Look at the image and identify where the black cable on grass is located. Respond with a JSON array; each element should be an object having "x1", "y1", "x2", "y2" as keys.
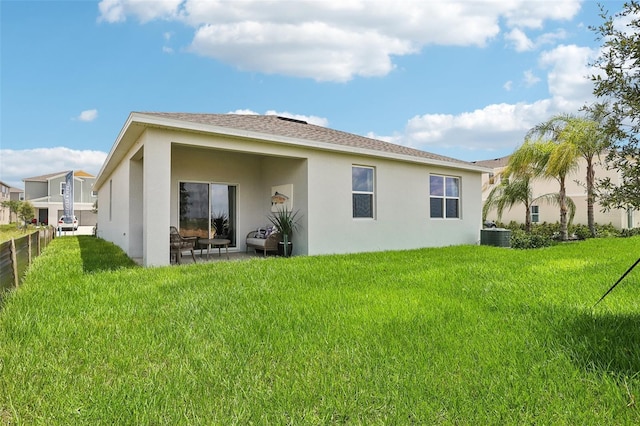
[{"x1": 593, "y1": 258, "x2": 640, "y2": 308}]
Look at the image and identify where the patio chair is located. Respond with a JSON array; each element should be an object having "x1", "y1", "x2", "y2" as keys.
[{"x1": 170, "y1": 226, "x2": 197, "y2": 264}]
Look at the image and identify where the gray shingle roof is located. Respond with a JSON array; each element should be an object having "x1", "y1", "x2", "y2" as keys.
[
  {"x1": 471, "y1": 155, "x2": 511, "y2": 169},
  {"x1": 137, "y1": 112, "x2": 475, "y2": 167}
]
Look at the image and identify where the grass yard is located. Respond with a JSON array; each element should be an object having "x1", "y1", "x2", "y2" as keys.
[
  {"x1": 0, "y1": 224, "x2": 41, "y2": 243},
  {"x1": 1, "y1": 236, "x2": 640, "y2": 424}
]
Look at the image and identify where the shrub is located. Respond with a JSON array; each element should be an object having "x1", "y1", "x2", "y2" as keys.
[
  {"x1": 499, "y1": 221, "x2": 625, "y2": 240},
  {"x1": 570, "y1": 224, "x2": 592, "y2": 240},
  {"x1": 531, "y1": 222, "x2": 559, "y2": 238},
  {"x1": 594, "y1": 223, "x2": 620, "y2": 238},
  {"x1": 620, "y1": 227, "x2": 640, "y2": 238},
  {"x1": 510, "y1": 229, "x2": 554, "y2": 249}
]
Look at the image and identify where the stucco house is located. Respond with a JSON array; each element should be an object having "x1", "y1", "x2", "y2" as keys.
[
  {"x1": 23, "y1": 170, "x2": 98, "y2": 227},
  {"x1": 476, "y1": 155, "x2": 639, "y2": 229},
  {"x1": 0, "y1": 181, "x2": 20, "y2": 224},
  {"x1": 94, "y1": 112, "x2": 490, "y2": 267}
]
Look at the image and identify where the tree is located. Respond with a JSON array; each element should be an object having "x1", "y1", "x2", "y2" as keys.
[
  {"x1": 589, "y1": 2, "x2": 640, "y2": 209},
  {"x1": 558, "y1": 112, "x2": 610, "y2": 237},
  {"x1": 483, "y1": 173, "x2": 561, "y2": 233},
  {"x1": 526, "y1": 116, "x2": 581, "y2": 241},
  {"x1": 18, "y1": 201, "x2": 35, "y2": 228},
  {"x1": 483, "y1": 139, "x2": 575, "y2": 234},
  {"x1": 1, "y1": 200, "x2": 22, "y2": 224}
]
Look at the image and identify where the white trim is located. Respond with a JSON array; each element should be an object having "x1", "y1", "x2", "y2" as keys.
[
  {"x1": 429, "y1": 174, "x2": 461, "y2": 220},
  {"x1": 352, "y1": 165, "x2": 375, "y2": 219}
]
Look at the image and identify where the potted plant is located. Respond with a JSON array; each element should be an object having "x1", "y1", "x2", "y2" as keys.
[
  {"x1": 212, "y1": 212, "x2": 229, "y2": 238},
  {"x1": 267, "y1": 207, "x2": 300, "y2": 257}
]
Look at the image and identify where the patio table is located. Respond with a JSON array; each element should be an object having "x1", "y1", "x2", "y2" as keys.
[{"x1": 199, "y1": 238, "x2": 231, "y2": 260}]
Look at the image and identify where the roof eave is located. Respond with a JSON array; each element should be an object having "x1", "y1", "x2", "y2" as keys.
[
  {"x1": 95, "y1": 113, "x2": 144, "y2": 190},
  {"x1": 95, "y1": 113, "x2": 489, "y2": 189}
]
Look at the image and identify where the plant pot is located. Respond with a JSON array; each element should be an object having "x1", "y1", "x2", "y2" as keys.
[{"x1": 278, "y1": 241, "x2": 293, "y2": 257}]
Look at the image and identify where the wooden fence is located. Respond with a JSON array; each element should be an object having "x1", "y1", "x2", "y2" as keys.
[{"x1": 0, "y1": 227, "x2": 56, "y2": 291}]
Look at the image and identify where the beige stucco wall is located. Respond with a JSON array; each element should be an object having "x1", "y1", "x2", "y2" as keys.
[
  {"x1": 98, "y1": 126, "x2": 484, "y2": 266},
  {"x1": 96, "y1": 133, "x2": 145, "y2": 257},
  {"x1": 482, "y1": 157, "x2": 639, "y2": 228},
  {"x1": 306, "y1": 151, "x2": 482, "y2": 255}
]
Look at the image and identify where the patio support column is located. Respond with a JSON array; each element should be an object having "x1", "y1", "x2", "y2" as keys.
[{"x1": 142, "y1": 136, "x2": 171, "y2": 266}]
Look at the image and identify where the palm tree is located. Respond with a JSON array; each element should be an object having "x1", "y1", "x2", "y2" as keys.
[
  {"x1": 563, "y1": 105, "x2": 611, "y2": 236},
  {"x1": 526, "y1": 115, "x2": 582, "y2": 241},
  {"x1": 483, "y1": 173, "x2": 561, "y2": 233},
  {"x1": 483, "y1": 140, "x2": 575, "y2": 233}
]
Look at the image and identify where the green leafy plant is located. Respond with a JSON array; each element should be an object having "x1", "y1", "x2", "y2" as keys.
[
  {"x1": 267, "y1": 208, "x2": 300, "y2": 256},
  {"x1": 18, "y1": 201, "x2": 35, "y2": 229},
  {"x1": 212, "y1": 212, "x2": 229, "y2": 237},
  {"x1": 510, "y1": 229, "x2": 554, "y2": 249}
]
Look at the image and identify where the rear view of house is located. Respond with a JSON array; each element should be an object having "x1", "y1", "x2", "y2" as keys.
[{"x1": 94, "y1": 112, "x2": 489, "y2": 266}]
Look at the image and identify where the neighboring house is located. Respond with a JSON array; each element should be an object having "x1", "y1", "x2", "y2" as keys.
[
  {"x1": 10, "y1": 186, "x2": 24, "y2": 202},
  {"x1": 0, "y1": 183, "x2": 24, "y2": 224},
  {"x1": 476, "y1": 155, "x2": 640, "y2": 229},
  {"x1": 23, "y1": 170, "x2": 98, "y2": 227},
  {"x1": 0, "y1": 181, "x2": 14, "y2": 224},
  {"x1": 94, "y1": 112, "x2": 490, "y2": 267}
]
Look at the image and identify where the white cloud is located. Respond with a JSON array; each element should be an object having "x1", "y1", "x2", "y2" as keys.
[
  {"x1": 76, "y1": 109, "x2": 98, "y2": 122},
  {"x1": 539, "y1": 44, "x2": 596, "y2": 110},
  {"x1": 0, "y1": 148, "x2": 108, "y2": 189},
  {"x1": 97, "y1": 0, "x2": 582, "y2": 82},
  {"x1": 523, "y1": 70, "x2": 541, "y2": 87},
  {"x1": 505, "y1": 28, "x2": 534, "y2": 52},
  {"x1": 505, "y1": 28, "x2": 568, "y2": 52},
  {"x1": 362, "y1": 42, "x2": 599, "y2": 161},
  {"x1": 92, "y1": 0, "x2": 589, "y2": 159},
  {"x1": 189, "y1": 21, "x2": 413, "y2": 82},
  {"x1": 162, "y1": 31, "x2": 174, "y2": 53},
  {"x1": 98, "y1": 0, "x2": 182, "y2": 23},
  {"x1": 228, "y1": 109, "x2": 329, "y2": 127},
  {"x1": 368, "y1": 100, "x2": 553, "y2": 159},
  {"x1": 228, "y1": 109, "x2": 259, "y2": 115},
  {"x1": 537, "y1": 29, "x2": 568, "y2": 46},
  {"x1": 264, "y1": 111, "x2": 329, "y2": 127},
  {"x1": 502, "y1": 1, "x2": 581, "y2": 29}
]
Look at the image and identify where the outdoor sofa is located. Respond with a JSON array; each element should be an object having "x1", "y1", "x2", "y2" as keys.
[{"x1": 246, "y1": 226, "x2": 280, "y2": 255}]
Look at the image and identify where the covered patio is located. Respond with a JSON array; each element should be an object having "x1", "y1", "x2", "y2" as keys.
[
  {"x1": 133, "y1": 245, "x2": 277, "y2": 266},
  {"x1": 122, "y1": 133, "x2": 309, "y2": 266}
]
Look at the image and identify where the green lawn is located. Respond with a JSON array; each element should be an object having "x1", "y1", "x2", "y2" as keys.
[
  {"x1": 0, "y1": 224, "x2": 41, "y2": 243},
  {"x1": 1, "y1": 236, "x2": 639, "y2": 424}
]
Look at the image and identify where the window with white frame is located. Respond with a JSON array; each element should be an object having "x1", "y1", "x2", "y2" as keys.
[
  {"x1": 60, "y1": 182, "x2": 66, "y2": 196},
  {"x1": 430, "y1": 175, "x2": 460, "y2": 219},
  {"x1": 531, "y1": 205, "x2": 539, "y2": 223},
  {"x1": 352, "y1": 166, "x2": 375, "y2": 218}
]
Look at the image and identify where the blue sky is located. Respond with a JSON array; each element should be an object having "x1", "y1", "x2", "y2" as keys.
[{"x1": 0, "y1": 0, "x2": 619, "y2": 188}]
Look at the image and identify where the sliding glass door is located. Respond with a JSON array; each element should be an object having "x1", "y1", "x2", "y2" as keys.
[
  {"x1": 179, "y1": 182, "x2": 237, "y2": 246},
  {"x1": 210, "y1": 183, "x2": 236, "y2": 245}
]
